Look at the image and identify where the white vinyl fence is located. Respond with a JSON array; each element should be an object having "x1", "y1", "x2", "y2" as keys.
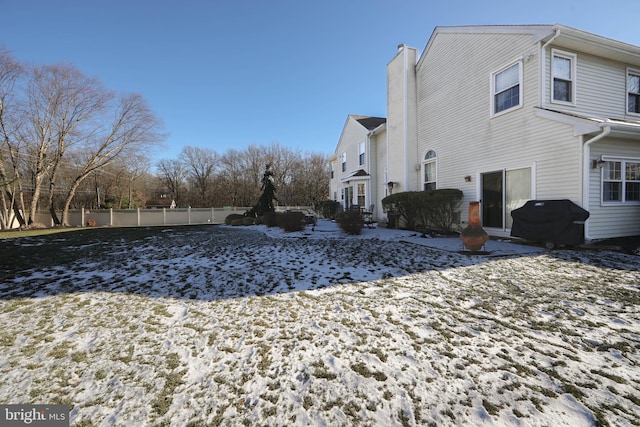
[{"x1": 28, "y1": 206, "x2": 314, "y2": 228}]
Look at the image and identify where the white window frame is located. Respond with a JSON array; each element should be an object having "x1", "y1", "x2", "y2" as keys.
[
  {"x1": 341, "y1": 152, "x2": 347, "y2": 172},
  {"x1": 356, "y1": 182, "x2": 366, "y2": 207},
  {"x1": 601, "y1": 156, "x2": 640, "y2": 205},
  {"x1": 627, "y1": 67, "x2": 640, "y2": 116},
  {"x1": 551, "y1": 49, "x2": 577, "y2": 106},
  {"x1": 358, "y1": 141, "x2": 365, "y2": 166},
  {"x1": 491, "y1": 61, "x2": 523, "y2": 117},
  {"x1": 422, "y1": 150, "x2": 437, "y2": 191}
]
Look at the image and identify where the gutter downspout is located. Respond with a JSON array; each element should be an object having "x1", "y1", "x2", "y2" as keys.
[
  {"x1": 367, "y1": 130, "x2": 373, "y2": 213},
  {"x1": 582, "y1": 125, "x2": 611, "y2": 241},
  {"x1": 540, "y1": 27, "x2": 561, "y2": 107}
]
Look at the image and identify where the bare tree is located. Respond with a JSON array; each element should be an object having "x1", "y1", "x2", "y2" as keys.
[
  {"x1": 0, "y1": 47, "x2": 27, "y2": 228},
  {"x1": 294, "y1": 152, "x2": 329, "y2": 206},
  {"x1": 219, "y1": 148, "x2": 254, "y2": 206},
  {"x1": 57, "y1": 93, "x2": 164, "y2": 225},
  {"x1": 156, "y1": 158, "x2": 187, "y2": 205},
  {"x1": 122, "y1": 153, "x2": 151, "y2": 208},
  {"x1": 264, "y1": 142, "x2": 300, "y2": 190},
  {"x1": 179, "y1": 145, "x2": 219, "y2": 207},
  {"x1": 16, "y1": 63, "x2": 110, "y2": 225}
]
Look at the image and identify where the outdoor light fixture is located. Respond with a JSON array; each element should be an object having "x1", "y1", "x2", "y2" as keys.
[
  {"x1": 464, "y1": 175, "x2": 472, "y2": 182},
  {"x1": 387, "y1": 181, "x2": 395, "y2": 193},
  {"x1": 591, "y1": 159, "x2": 606, "y2": 169}
]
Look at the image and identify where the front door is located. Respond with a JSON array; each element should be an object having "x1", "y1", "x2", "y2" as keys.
[{"x1": 344, "y1": 186, "x2": 351, "y2": 210}]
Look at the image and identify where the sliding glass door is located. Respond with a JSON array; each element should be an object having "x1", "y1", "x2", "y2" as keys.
[
  {"x1": 481, "y1": 168, "x2": 531, "y2": 229},
  {"x1": 482, "y1": 172, "x2": 503, "y2": 228}
]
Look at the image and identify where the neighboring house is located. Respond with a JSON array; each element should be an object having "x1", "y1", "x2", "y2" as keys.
[
  {"x1": 329, "y1": 24, "x2": 640, "y2": 241},
  {"x1": 145, "y1": 198, "x2": 176, "y2": 209},
  {"x1": 329, "y1": 115, "x2": 387, "y2": 218}
]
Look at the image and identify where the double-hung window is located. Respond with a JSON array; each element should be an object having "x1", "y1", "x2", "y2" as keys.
[
  {"x1": 341, "y1": 152, "x2": 347, "y2": 172},
  {"x1": 358, "y1": 141, "x2": 365, "y2": 166},
  {"x1": 628, "y1": 69, "x2": 640, "y2": 115},
  {"x1": 492, "y1": 62, "x2": 522, "y2": 115},
  {"x1": 552, "y1": 50, "x2": 576, "y2": 104},
  {"x1": 602, "y1": 158, "x2": 640, "y2": 204}
]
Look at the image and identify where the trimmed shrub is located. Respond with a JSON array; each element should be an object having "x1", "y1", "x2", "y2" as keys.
[
  {"x1": 263, "y1": 211, "x2": 278, "y2": 228},
  {"x1": 418, "y1": 188, "x2": 463, "y2": 233},
  {"x1": 242, "y1": 217, "x2": 255, "y2": 226},
  {"x1": 278, "y1": 211, "x2": 306, "y2": 232},
  {"x1": 320, "y1": 200, "x2": 341, "y2": 219},
  {"x1": 381, "y1": 192, "x2": 422, "y2": 230},
  {"x1": 382, "y1": 189, "x2": 463, "y2": 233},
  {"x1": 336, "y1": 209, "x2": 363, "y2": 235},
  {"x1": 225, "y1": 214, "x2": 244, "y2": 225},
  {"x1": 230, "y1": 218, "x2": 244, "y2": 226}
]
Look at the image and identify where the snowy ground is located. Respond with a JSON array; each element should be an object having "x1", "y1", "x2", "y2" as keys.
[{"x1": 0, "y1": 220, "x2": 639, "y2": 426}]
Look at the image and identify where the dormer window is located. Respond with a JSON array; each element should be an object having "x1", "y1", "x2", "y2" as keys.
[
  {"x1": 628, "y1": 69, "x2": 640, "y2": 115},
  {"x1": 552, "y1": 50, "x2": 576, "y2": 104}
]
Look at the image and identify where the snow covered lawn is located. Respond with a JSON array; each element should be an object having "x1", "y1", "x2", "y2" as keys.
[{"x1": 0, "y1": 222, "x2": 639, "y2": 426}]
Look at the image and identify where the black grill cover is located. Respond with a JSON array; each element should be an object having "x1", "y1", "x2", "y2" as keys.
[{"x1": 510, "y1": 199, "x2": 589, "y2": 245}]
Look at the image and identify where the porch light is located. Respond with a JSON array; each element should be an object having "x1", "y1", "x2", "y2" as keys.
[{"x1": 464, "y1": 175, "x2": 472, "y2": 182}]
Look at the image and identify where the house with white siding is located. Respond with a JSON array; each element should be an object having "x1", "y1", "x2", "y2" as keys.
[
  {"x1": 329, "y1": 115, "x2": 386, "y2": 217},
  {"x1": 329, "y1": 24, "x2": 640, "y2": 241}
]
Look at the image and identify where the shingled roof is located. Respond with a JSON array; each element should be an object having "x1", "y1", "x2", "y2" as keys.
[{"x1": 354, "y1": 116, "x2": 386, "y2": 131}]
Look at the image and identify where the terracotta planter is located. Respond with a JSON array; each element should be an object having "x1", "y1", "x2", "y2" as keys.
[{"x1": 460, "y1": 201, "x2": 489, "y2": 251}]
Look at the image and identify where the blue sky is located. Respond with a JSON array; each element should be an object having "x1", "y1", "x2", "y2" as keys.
[{"x1": 1, "y1": 0, "x2": 638, "y2": 163}]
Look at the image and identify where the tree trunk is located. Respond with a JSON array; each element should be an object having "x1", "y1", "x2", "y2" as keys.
[
  {"x1": 60, "y1": 176, "x2": 83, "y2": 227},
  {"x1": 47, "y1": 177, "x2": 61, "y2": 225},
  {"x1": 6, "y1": 190, "x2": 26, "y2": 226},
  {"x1": 28, "y1": 172, "x2": 46, "y2": 225}
]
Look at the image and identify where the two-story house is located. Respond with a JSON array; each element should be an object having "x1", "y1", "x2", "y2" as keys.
[
  {"x1": 329, "y1": 115, "x2": 387, "y2": 215},
  {"x1": 329, "y1": 24, "x2": 640, "y2": 241}
]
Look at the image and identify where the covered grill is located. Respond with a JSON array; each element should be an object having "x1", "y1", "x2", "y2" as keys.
[{"x1": 510, "y1": 200, "x2": 589, "y2": 248}]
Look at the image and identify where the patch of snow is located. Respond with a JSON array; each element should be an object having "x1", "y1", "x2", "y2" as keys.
[{"x1": 0, "y1": 220, "x2": 638, "y2": 426}]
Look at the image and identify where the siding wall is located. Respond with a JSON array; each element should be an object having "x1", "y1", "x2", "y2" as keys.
[
  {"x1": 588, "y1": 138, "x2": 640, "y2": 239},
  {"x1": 416, "y1": 31, "x2": 585, "y2": 226},
  {"x1": 543, "y1": 47, "x2": 631, "y2": 120}
]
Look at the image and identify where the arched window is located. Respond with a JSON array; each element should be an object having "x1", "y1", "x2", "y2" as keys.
[{"x1": 423, "y1": 150, "x2": 437, "y2": 191}]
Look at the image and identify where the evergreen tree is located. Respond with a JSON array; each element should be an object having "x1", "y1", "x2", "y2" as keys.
[{"x1": 246, "y1": 164, "x2": 277, "y2": 217}]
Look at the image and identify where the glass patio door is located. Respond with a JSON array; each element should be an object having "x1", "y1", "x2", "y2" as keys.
[
  {"x1": 482, "y1": 172, "x2": 503, "y2": 228},
  {"x1": 482, "y1": 168, "x2": 531, "y2": 229}
]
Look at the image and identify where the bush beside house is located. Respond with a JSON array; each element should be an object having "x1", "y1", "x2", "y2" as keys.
[
  {"x1": 382, "y1": 189, "x2": 463, "y2": 233},
  {"x1": 335, "y1": 209, "x2": 364, "y2": 235},
  {"x1": 320, "y1": 200, "x2": 341, "y2": 219}
]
